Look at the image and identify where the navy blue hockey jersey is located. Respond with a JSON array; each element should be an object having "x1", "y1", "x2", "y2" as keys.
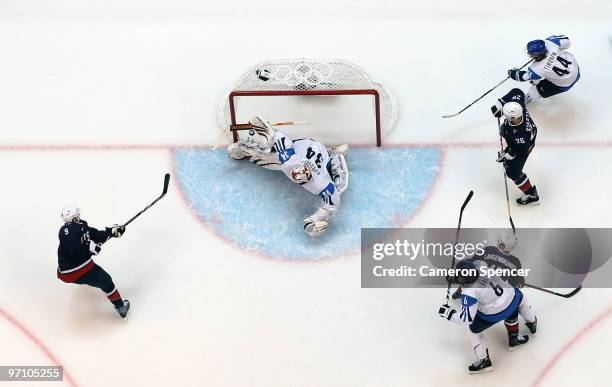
[
  {"x1": 498, "y1": 88, "x2": 538, "y2": 156},
  {"x1": 57, "y1": 220, "x2": 111, "y2": 282}
]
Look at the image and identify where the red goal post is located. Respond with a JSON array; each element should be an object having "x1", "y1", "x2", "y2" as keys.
[{"x1": 218, "y1": 58, "x2": 398, "y2": 147}]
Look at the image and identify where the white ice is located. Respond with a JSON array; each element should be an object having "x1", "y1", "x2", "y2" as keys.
[{"x1": 1, "y1": 1, "x2": 611, "y2": 386}]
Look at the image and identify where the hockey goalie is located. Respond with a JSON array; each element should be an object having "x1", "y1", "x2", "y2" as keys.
[{"x1": 227, "y1": 116, "x2": 349, "y2": 237}]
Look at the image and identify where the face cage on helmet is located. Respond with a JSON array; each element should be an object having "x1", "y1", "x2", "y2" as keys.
[{"x1": 507, "y1": 115, "x2": 523, "y2": 126}]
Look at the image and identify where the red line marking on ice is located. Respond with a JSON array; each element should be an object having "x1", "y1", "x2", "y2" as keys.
[
  {"x1": 2, "y1": 141, "x2": 612, "y2": 152},
  {"x1": 530, "y1": 303, "x2": 612, "y2": 387},
  {"x1": 0, "y1": 306, "x2": 79, "y2": 387}
]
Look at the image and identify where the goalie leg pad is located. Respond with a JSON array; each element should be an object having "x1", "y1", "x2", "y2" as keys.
[{"x1": 330, "y1": 153, "x2": 349, "y2": 194}]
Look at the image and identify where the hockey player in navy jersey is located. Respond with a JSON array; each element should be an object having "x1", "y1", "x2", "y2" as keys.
[
  {"x1": 227, "y1": 116, "x2": 349, "y2": 237},
  {"x1": 57, "y1": 206, "x2": 130, "y2": 318},
  {"x1": 508, "y1": 35, "x2": 580, "y2": 104},
  {"x1": 452, "y1": 231, "x2": 526, "y2": 300},
  {"x1": 439, "y1": 259, "x2": 538, "y2": 374},
  {"x1": 491, "y1": 88, "x2": 539, "y2": 205}
]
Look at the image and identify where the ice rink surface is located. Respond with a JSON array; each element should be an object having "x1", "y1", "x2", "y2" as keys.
[{"x1": 1, "y1": 1, "x2": 612, "y2": 386}]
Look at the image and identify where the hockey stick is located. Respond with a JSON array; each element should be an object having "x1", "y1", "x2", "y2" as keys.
[
  {"x1": 525, "y1": 284, "x2": 582, "y2": 298},
  {"x1": 230, "y1": 120, "x2": 309, "y2": 131},
  {"x1": 442, "y1": 59, "x2": 533, "y2": 119},
  {"x1": 445, "y1": 190, "x2": 474, "y2": 304},
  {"x1": 210, "y1": 121, "x2": 309, "y2": 150},
  {"x1": 121, "y1": 173, "x2": 170, "y2": 227},
  {"x1": 498, "y1": 117, "x2": 516, "y2": 234}
]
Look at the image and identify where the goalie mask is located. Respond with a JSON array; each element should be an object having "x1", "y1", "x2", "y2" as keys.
[
  {"x1": 245, "y1": 116, "x2": 275, "y2": 147},
  {"x1": 291, "y1": 163, "x2": 312, "y2": 184}
]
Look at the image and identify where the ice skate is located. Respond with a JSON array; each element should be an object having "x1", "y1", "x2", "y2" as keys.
[
  {"x1": 468, "y1": 351, "x2": 493, "y2": 374},
  {"x1": 525, "y1": 317, "x2": 537, "y2": 334},
  {"x1": 516, "y1": 186, "x2": 539, "y2": 206},
  {"x1": 115, "y1": 300, "x2": 130, "y2": 319},
  {"x1": 508, "y1": 333, "x2": 529, "y2": 351}
]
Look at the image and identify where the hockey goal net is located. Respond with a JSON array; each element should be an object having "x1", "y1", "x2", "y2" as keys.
[{"x1": 217, "y1": 58, "x2": 398, "y2": 147}]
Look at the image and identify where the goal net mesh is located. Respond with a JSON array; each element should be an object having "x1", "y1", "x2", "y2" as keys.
[{"x1": 217, "y1": 58, "x2": 398, "y2": 146}]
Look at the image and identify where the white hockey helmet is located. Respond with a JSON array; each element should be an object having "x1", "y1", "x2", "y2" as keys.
[
  {"x1": 290, "y1": 163, "x2": 312, "y2": 184},
  {"x1": 61, "y1": 206, "x2": 81, "y2": 223},
  {"x1": 497, "y1": 231, "x2": 518, "y2": 253},
  {"x1": 502, "y1": 102, "x2": 523, "y2": 126},
  {"x1": 245, "y1": 116, "x2": 275, "y2": 146}
]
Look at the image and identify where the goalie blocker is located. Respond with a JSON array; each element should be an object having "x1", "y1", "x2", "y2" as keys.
[{"x1": 227, "y1": 116, "x2": 349, "y2": 237}]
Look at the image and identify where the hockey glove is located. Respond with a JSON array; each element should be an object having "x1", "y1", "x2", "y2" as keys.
[
  {"x1": 490, "y1": 101, "x2": 503, "y2": 118},
  {"x1": 89, "y1": 240, "x2": 102, "y2": 255},
  {"x1": 106, "y1": 224, "x2": 126, "y2": 238},
  {"x1": 497, "y1": 148, "x2": 516, "y2": 162},
  {"x1": 438, "y1": 304, "x2": 457, "y2": 321},
  {"x1": 508, "y1": 68, "x2": 524, "y2": 81}
]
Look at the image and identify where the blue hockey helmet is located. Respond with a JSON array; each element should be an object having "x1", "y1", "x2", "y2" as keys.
[{"x1": 526, "y1": 39, "x2": 547, "y2": 58}]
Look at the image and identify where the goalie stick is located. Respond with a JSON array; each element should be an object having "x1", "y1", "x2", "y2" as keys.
[
  {"x1": 229, "y1": 120, "x2": 309, "y2": 131},
  {"x1": 525, "y1": 284, "x2": 582, "y2": 298},
  {"x1": 445, "y1": 190, "x2": 474, "y2": 304},
  {"x1": 442, "y1": 59, "x2": 533, "y2": 119},
  {"x1": 121, "y1": 173, "x2": 170, "y2": 227}
]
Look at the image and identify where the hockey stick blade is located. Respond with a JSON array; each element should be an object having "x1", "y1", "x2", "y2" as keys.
[
  {"x1": 460, "y1": 190, "x2": 474, "y2": 215},
  {"x1": 121, "y1": 173, "x2": 171, "y2": 227},
  {"x1": 525, "y1": 284, "x2": 582, "y2": 298},
  {"x1": 162, "y1": 173, "x2": 170, "y2": 195}
]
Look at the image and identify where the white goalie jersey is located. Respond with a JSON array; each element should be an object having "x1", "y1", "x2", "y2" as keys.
[
  {"x1": 227, "y1": 122, "x2": 349, "y2": 237},
  {"x1": 272, "y1": 131, "x2": 334, "y2": 196}
]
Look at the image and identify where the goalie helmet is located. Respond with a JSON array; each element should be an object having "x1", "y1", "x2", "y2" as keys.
[
  {"x1": 291, "y1": 163, "x2": 312, "y2": 184},
  {"x1": 502, "y1": 102, "x2": 523, "y2": 126},
  {"x1": 245, "y1": 116, "x2": 275, "y2": 146},
  {"x1": 497, "y1": 231, "x2": 518, "y2": 253},
  {"x1": 61, "y1": 206, "x2": 81, "y2": 223}
]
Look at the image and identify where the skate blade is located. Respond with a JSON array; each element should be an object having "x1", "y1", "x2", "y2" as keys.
[
  {"x1": 508, "y1": 344, "x2": 527, "y2": 352},
  {"x1": 468, "y1": 367, "x2": 494, "y2": 374},
  {"x1": 517, "y1": 201, "x2": 540, "y2": 207}
]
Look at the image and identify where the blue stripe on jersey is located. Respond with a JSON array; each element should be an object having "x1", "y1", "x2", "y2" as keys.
[
  {"x1": 546, "y1": 36, "x2": 562, "y2": 46},
  {"x1": 459, "y1": 294, "x2": 478, "y2": 323},
  {"x1": 527, "y1": 68, "x2": 542, "y2": 81},
  {"x1": 277, "y1": 147, "x2": 295, "y2": 164},
  {"x1": 318, "y1": 183, "x2": 336, "y2": 205},
  {"x1": 476, "y1": 289, "x2": 523, "y2": 323}
]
